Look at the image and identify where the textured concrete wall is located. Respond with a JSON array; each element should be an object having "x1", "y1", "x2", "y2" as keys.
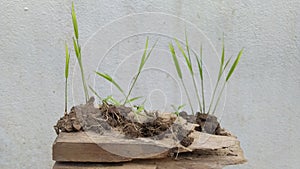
[{"x1": 0, "y1": 0, "x2": 299, "y2": 168}]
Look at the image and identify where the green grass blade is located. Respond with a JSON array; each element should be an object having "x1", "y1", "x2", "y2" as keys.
[
  {"x1": 177, "y1": 104, "x2": 186, "y2": 110},
  {"x1": 169, "y1": 43, "x2": 182, "y2": 79},
  {"x1": 125, "y1": 96, "x2": 143, "y2": 104},
  {"x1": 224, "y1": 56, "x2": 232, "y2": 70},
  {"x1": 140, "y1": 39, "x2": 157, "y2": 72},
  {"x1": 71, "y1": 2, "x2": 78, "y2": 40},
  {"x1": 175, "y1": 39, "x2": 193, "y2": 74},
  {"x1": 72, "y1": 37, "x2": 80, "y2": 60},
  {"x1": 217, "y1": 41, "x2": 225, "y2": 81},
  {"x1": 138, "y1": 37, "x2": 149, "y2": 71},
  {"x1": 124, "y1": 39, "x2": 157, "y2": 105},
  {"x1": 65, "y1": 42, "x2": 70, "y2": 79},
  {"x1": 226, "y1": 48, "x2": 244, "y2": 81},
  {"x1": 95, "y1": 72, "x2": 125, "y2": 95},
  {"x1": 185, "y1": 30, "x2": 192, "y2": 61},
  {"x1": 88, "y1": 85, "x2": 102, "y2": 100},
  {"x1": 194, "y1": 51, "x2": 203, "y2": 80},
  {"x1": 109, "y1": 96, "x2": 121, "y2": 106}
]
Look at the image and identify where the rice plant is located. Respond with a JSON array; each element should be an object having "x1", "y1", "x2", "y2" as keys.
[
  {"x1": 64, "y1": 42, "x2": 70, "y2": 114},
  {"x1": 175, "y1": 32, "x2": 203, "y2": 113},
  {"x1": 95, "y1": 72, "x2": 126, "y2": 97},
  {"x1": 170, "y1": 35, "x2": 243, "y2": 115},
  {"x1": 71, "y1": 2, "x2": 89, "y2": 102},
  {"x1": 123, "y1": 37, "x2": 157, "y2": 105},
  {"x1": 171, "y1": 104, "x2": 186, "y2": 117},
  {"x1": 95, "y1": 38, "x2": 156, "y2": 106},
  {"x1": 211, "y1": 48, "x2": 243, "y2": 114},
  {"x1": 169, "y1": 43, "x2": 194, "y2": 115}
]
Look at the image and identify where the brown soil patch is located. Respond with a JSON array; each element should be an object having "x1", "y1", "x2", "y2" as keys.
[{"x1": 54, "y1": 97, "x2": 230, "y2": 147}]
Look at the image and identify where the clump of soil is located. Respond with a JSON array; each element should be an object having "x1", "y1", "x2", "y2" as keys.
[
  {"x1": 194, "y1": 113, "x2": 221, "y2": 134},
  {"x1": 54, "y1": 109, "x2": 82, "y2": 134},
  {"x1": 54, "y1": 97, "x2": 229, "y2": 147},
  {"x1": 99, "y1": 102, "x2": 177, "y2": 139}
]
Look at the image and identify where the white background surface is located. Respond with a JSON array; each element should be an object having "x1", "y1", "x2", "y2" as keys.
[{"x1": 0, "y1": 0, "x2": 299, "y2": 168}]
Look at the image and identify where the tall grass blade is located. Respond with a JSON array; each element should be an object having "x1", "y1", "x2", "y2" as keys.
[
  {"x1": 95, "y1": 72, "x2": 125, "y2": 96},
  {"x1": 65, "y1": 42, "x2": 70, "y2": 79},
  {"x1": 64, "y1": 42, "x2": 70, "y2": 113},
  {"x1": 226, "y1": 48, "x2": 243, "y2": 81},
  {"x1": 72, "y1": 37, "x2": 80, "y2": 60},
  {"x1": 218, "y1": 41, "x2": 225, "y2": 81},
  {"x1": 88, "y1": 85, "x2": 102, "y2": 100},
  {"x1": 169, "y1": 42, "x2": 194, "y2": 114},
  {"x1": 138, "y1": 37, "x2": 149, "y2": 71},
  {"x1": 169, "y1": 43, "x2": 182, "y2": 79},
  {"x1": 175, "y1": 39, "x2": 193, "y2": 74},
  {"x1": 224, "y1": 56, "x2": 232, "y2": 70},
  {"x1": 71, "y1": 2, "x2": 78, "y2": 40},
  {"x1": 185, "y1": 30, "x2": 192, "y2": 61},
  {"x1": 125, "y1": 96, "x2": 143, "y2": 104}
]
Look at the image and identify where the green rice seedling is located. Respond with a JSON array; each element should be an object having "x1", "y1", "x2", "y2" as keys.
[
  {"x1": 103, "y1": 95, "x2": 121, "y2": 106},
  {"x1": 169, "y1": 43, "x2": 194, "y2": 115},
  {"x1": 211, "y1": 48, "x2": 243, "y2": 114},
  {"x1": 133, "y1": 104, "x2": 145, "y2": 115},
  {"x1": 95, "y1": 72, "x2": 126, "y2": 97},
  {"x1": 171, "y1": 35, "x2": 243, "y2": 115},
  {"x1": 123, "y1": 38, "x2": 157, "y2": 105},
  {"x1": 175, "y1": 34, "x2": 203, "y2": 113},
  {"x1": 124, "y1": 96, "x2": 143, "y2": 104},
  {"x1": 171, "y1": 104, "x2": 186, "y2": 117},
  {"x1": 71, "y1": 2, "x2": 89, "y2": 102},
  {"x1": 207, "y1": 40, "x2": 226, "y2": 113},
  {"x1": 64, "y1": 42, "x2": 70, "y2": 114}
]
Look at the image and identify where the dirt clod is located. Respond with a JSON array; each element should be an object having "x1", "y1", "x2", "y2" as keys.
[{"x1": 195, "y1": 112, "x2": 228, "y2": 135}]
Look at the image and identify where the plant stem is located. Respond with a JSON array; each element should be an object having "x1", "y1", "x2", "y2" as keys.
[
  {"x1": 64, "y1": 78, "x2": 68, "y2": 113},
  {"x1": 181, "y1": 79, "x2": 194, "y2": 115},
  {"x1": 78, "y1": 61, "x2": 89, "y2": 103},
  {"x1": 191, "y1": 76, "x2": 202, "y2": 113},
  {"x1": 207, "y1": 78, "x2": 221, "y2": 114},
  {"x1": 123, "y1": 71, "x2": 141, "y2": 105},
  {"x1": 201, "y1": 73, "x2": 205, "y2": 113},
  {"x1": 212, "y1": 82, "x2": 226, "y2": 114}
]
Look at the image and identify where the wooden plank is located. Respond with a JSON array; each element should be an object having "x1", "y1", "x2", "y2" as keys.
[
  {"x1": 53, "y1": 162, "x2": 157, "y2": 169},
  {"x1": 53, "y1": 131, "x2": 246, "y2": 164},
  {"x1": 53, "y1": 132, "x2": 170, "y2": 162}
]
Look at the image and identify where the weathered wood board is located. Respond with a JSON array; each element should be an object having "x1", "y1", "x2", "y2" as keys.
[{"x1": 53, "y1": 131, "x2": 246, "y2": 168}]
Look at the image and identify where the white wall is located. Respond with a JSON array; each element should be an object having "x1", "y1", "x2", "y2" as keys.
[{"x1": 0, "y1": 0, "x2": 299, "y2": 168}]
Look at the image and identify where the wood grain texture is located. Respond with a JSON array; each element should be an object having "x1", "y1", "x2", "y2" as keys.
[{"x1": 53, "y1": 131, "x2": 246, "y2": 166}]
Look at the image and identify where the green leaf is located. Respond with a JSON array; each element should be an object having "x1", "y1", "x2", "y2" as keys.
[
  {"x1": 65, "y1": 42, "x2": 70, "y2": 79},
  {"x1": 169, "y1": 43, "x2": 182, "y2": 79},
  {"x1": 175, "y1": 39, "x2": 193, "y2": 75},
  {"x1": 185, "y1": 30, "x2": 192, "y2": 61},
  {"x1": 218, "y1": 41, "x2": 225, "y2": 81},
  {"x1": 125, "y1": 96, "x2": 143, "y2": 104},
  {"x1": 139, "y1": 38, "x2": 158, "y2": 72},
  {"x1": 95, "y1": 72, "x2": 124, "y2": 94},
  {"x1": 103, "y1": 95, "x2": 121, "y2": 106},
  {"x1": 226, "y1": 48, "x2": 244, "y2": 81},
  {"x1": 177, "y1": 104, "x2": 186, "y2": 111},
  {"x1": 194, "y1": 46, "x2": 203, "y2": 80},
  {"x1": 138, "y1": 37, "x2": 149, "y2": 71},
  {"x1": 224, "y1": 56, "x2": 232, "y2": 70},
  {"x1": 71, "y1": 2, "x2": 78, "y2": 40},
  {"x1": 72, "y1": 37, "x2": 80, "y2": 60}
]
